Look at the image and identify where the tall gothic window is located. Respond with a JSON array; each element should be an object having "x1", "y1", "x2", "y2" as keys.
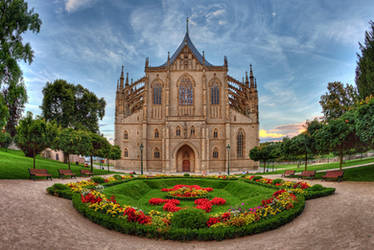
[
  {"x1": 211, "y1": 85, "x2": 219, "y2": 104},
  {"x1": 176, "y1": 126, "x2": 181, "y2": 136},
  {"x1": 190, "y1": 126, "x2": 195, "y2": 136},
  {"x1": 213, "y1": 129, "x2": 218, "y2": 138},
  {"x1": 154, "y1": 148, "x2": 160, "y2": 159},
  {"x1": 154, "y1": 129, "x2": 159, "y2": 138},
  {"x1": 124, "y1": 148, "x2": 128, "y2": 158},
  {"x1": 213, "y1": 148, "x2": 219, "y2": 159},
  {"x1": 124, "y1": 130, "x2": 128, "y2": 140},
  {"x1": 237, "y1": 130, "x2": 244, "y2": 158},
  {"x1": 153, "y1": 84, "x2": 162, "y2": 104},
  {"x1": 179, "y1": 76, "x2": 193, "y2": 105}
]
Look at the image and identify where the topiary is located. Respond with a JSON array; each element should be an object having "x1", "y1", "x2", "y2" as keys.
[
  {"x1": 183, "y1": 173, "x2": 190, "y2": 177},
  {"x1": 113, "y1": 174, "x2": 122, "y2": 181},
  {"x1": 309, "y1": 184, "x2": 324, "y2": 191},
  {"x1": 91, "y1": 176, "x2": 105, "y2": 184},
  {"x1": 171, "y1": 208, "x2": 208, "y2": 229}
]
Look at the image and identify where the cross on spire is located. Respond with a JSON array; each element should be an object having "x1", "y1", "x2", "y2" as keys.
[{"x1": 186, "y1": 17, "x2": 189, "y2": 34}]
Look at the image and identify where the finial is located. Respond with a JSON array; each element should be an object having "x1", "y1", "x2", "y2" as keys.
[
  {"x1": 202, "y1": 51, "x2": 205, "y2": 65},
  {"x1": 245, "y1": 71, "x2": 249, "y2": 86},
  {"x1": 255, "y1": 78, "x2": 257, "y2": 89},
  {"x1": 186, "y1": 17, "x2": 189, "y2": 34},
  {"x1": 131, "y1": 78, "x2": 133, "y2": 85},
  {"x1": 117, "y1": 80, "x2": 119, "y2": 90},
  {"x1": 250, "y1": 64, "x2": 255, "y2": 88},
  {"x1": 125, "y1": 72, "x2": 129, "y2": 86},
  {"x1": 120, "y1": 65, "x2": 124, "y2": 78}
]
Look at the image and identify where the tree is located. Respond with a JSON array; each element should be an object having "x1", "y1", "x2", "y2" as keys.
[
  {"x1": 319, "y1": 81, "x2": 358, "y2": 121},
  {"x1": 1, "y1": 76, "x2": 27, "y2": 137},
  {"x1": 56, "y1": 128, "x2": 91, "y2": 169},
  {"x1": 105, "y1": 145, "x2": 121, "y2": 172},
  {"x1": 0, "y1": 96, "x2": 8, "y2": 128},
  {"x1": 355, "y1": 96, "x2": 374, "y2": 147},
  {"x1": 15, "y1": 112, "x2": 58, "y2": 168},
  {"x1": 355, "y1": 21, "x2": 374, "y2": 99},
  {"x1": 0, "y1": 130, "x2": 12, "y2": 150},
  {"x1": 250, "y1": 143, "x2": 279, "y2": 173},
  {"x1": 0, "y1": 0, "x2": 41, "y2": 126},
  {"x1": 41, "y1": 79, "x2": 106, "y2": 133},
  {"x1": 315, "y1": 112, "x2": 361, "y2": 169},
  {"x1": 87, "y1": 132, "x2": 108, "y2": 172}
]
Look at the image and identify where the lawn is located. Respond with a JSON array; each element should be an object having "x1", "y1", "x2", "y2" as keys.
[
  {"x1": 0, "y1": 149, "x2": 117, "y2": 179},
  {"x1": 102, "y1": 178, "x2": 274, "y2": 215},
  {"x1": 256, "y1": 157, "x2": 374, "y2": 175},
  {"x1": 313, "y1": 164, "x2": 374, "y2": 182}
]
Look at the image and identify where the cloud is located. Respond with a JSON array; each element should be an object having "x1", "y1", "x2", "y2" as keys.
[
  {"x1": 65, "y1": 0, "x2": 95, "y2": 13},
  {"x1": 259, "y1": 129, "x2": 285, "y2": 139}
]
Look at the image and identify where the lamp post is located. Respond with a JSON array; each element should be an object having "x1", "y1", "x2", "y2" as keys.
[
  {"x1": 226, "y1": 144, "x2": 231, "y2": 175},
  {"x1": 140, "y1": 143, "x2": 144, "y2": 175}
]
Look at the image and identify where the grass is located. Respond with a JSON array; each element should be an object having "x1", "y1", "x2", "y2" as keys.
[
  {"x1": 102, "y1": 178, "x2": 274, "y2": 215},
  {"x1": 0, "y1": 148, "x2": 117, "y2": 179},
  {"x1": 256, "y1": 157, "x2": 374, "y2": 175}
]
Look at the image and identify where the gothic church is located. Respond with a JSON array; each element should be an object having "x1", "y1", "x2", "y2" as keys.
[{"x1": 114, "y1": 23, "x2": 259, "y2": 173}]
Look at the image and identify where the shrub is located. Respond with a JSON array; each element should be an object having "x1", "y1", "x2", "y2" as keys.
[
  {"x1": 113, "y1": 175, "x2": 122, "y2": 181},
  {"x1": 51, "y1": 183, "x2": 69, "y2": 190},
  {"x1": 252, "y1": 176, "x2": 262, "y2": 181},
  {"x1": 309, "y1": 184, "x2": 324, "y2": 191},
  {"x1": 272, "y1": 179, "x2": 283, "y2": 185},
  {"x1": 184, "y1": 173, "x2": 190, "y2": 177},
  {"x1": 171, "y1": 208, "x2": 208, "y2": 229},
  {"x1": 91, "y1": 176, "x2": 105, "y2": 184}
]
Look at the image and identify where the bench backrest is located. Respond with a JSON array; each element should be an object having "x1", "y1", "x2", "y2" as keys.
[
  {"x1": 29, "y1": 169, "x2": 49, "y2": 174},
  {"x1": 301, "y1": 170, "x2": 316, "y2": 176},
  {"x1": 58, "y1": 169, "x2": 73, "y2": 174},
  {"x1": 284, "y1": 170, "x2": 295, "y2": 175},
  {"x1": 325, "y1": 170, "x2": 344, "y2": 177}
]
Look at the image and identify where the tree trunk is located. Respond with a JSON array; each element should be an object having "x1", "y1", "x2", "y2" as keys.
[
  {"x1": 63, "y1": 152, "x2": 69, "y2": 164},
  {"x1": 67, "y1": 153, "x2": 71, "y2": 169},
  {"x1": 90, "y1": 155, "x2": 93, "y2": 172},
  {"x1": 304, "y1": 151, "x2": 308, "y2": 171},
  {"x1": 339, "y1": 148, "x2": 344, "y2": 170},
  {"x1": 263, "y1": 161, "x2": 267, "y2": 173}
]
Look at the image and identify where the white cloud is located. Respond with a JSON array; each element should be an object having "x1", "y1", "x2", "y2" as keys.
[{"x1": 65, "y1": 0, "x2": 95, "y2": 13}]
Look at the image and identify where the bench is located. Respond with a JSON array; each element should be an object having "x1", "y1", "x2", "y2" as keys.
[
  {"x1": 322, "y1": 170, "x2": 344, "y2": 182},
  {"x1": 28, "y1": 168, "x2": 52, "y2": 180},
  {"x1": 80, "y1": 169, "x2": 93, "y2": 177},
  {"x1": 282, "y1": 170, "x2": 296, "y2": 177},
  {"x1": 298, "y1": 170, "x2": 316, "y2": 179},
  {"x1": 58, "y1": 169, "x2": 76, "y2": 178}
]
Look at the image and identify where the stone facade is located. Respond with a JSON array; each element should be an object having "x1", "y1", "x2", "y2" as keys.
[{"x1": 114, "y1": 28, "x2": 259, "y2": 173}]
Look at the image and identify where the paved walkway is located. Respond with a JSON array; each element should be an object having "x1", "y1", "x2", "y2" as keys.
[{"x1": 0, "y1": 177, "x2": 373, "y2": 249}]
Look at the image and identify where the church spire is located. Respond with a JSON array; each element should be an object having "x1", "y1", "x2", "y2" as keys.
[
  {"x1": 250, "y1": 64, "x2": 255, "y2": 88},
  {"x1": 120, "y1": 65, "x2": 124, "y2": 89},
  {"x1": 186, "y1": 17, "x2": 189, "y2": 34},
  {"x1": 125, "y1": 72, "x2": 129, "y2": 86},
  {"x1": 245, "y1": 71, "x2": 249, "y2": 87}
]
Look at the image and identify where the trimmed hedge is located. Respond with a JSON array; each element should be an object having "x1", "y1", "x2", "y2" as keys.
[
  {"x1": 47, "y1": 183, "x2": 73, "y2": 199},
  {"x1": 72, "y1": 193, "x2": 305, "y2": 241}
]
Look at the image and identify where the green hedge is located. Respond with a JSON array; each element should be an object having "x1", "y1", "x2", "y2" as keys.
[
  {"x1": 47, "y1": 183, "x2": 73, "y2": 199},
  {"x1": 72, "y1": 193, "x2": 305, "y2": 241}
]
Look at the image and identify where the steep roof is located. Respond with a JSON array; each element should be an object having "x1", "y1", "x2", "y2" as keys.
[{"x1": 159, "y1": 31, "x2": 213, "y2": 67}]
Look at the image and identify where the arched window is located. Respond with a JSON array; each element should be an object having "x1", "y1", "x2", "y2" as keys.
[
  {"x1": 154, "y1": 129, "x2": 159, "y2": 138},
  {"x1": 124, "y1": 148, "x2": 128, "y2": 158},
  {"x1": 190, "y1": 126, "x2": 195, "y2": 136},
  {"x1": 124, "y1": 130, "x2": 128, "y2": 140},
  {"x1": 213, "y1": 148, "x2": 219, "y2": 159},
  {"x1": 211, "y1": 85, "x2": 219, "y2": 104},
  {"x1": 237, "y1": 130, "x2": 244, "y2": 158},
  {"x1": 213, "y1": 129, "x2": 218, "y2": 138},
  {"x1": 176, "y1": 126, "x2": 181, "y2": 136},
  {"x1": 153, "y1": 84, "x2": 162, "y2": 104},
  {"x1": 154, "y1": 148, "x2": 160, "y2": 159},
  {"x1": 179, "y1": 76, "x2": 193, "y2": 105}
]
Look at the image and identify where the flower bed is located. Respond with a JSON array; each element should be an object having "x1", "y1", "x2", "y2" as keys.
[
  {"x1": 162, "y1": 184, "x2": 213, "y2": 199},
  {"x1": 48, "y1": 176, "x2": 336, "y2": 241}
]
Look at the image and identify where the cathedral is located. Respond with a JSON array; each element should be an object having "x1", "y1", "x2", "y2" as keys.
[{"x1": 114, "y1": 23, "x2": 259, "y2": 173}]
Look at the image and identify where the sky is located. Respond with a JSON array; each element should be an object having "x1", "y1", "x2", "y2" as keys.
[{"x1": 20, "y1": 0, "x2": 374, "y2": 143}]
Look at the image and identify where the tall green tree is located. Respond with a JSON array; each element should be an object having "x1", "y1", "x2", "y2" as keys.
[
  {"x1": 355, "y1": 96, "x2": 374, "y2": 147},
  {"x1": 87, "y1": 132, "x2": 109, "y2": 172},
  {"x1": 0, "y1": 96, "x2": 8, "y2": 128},
  {"x1": 355, "y1": 21, "x2": 374, "y2": 99},
  {"x1": 0, "y1": 0, "x2": 41, "y2": 125},
  {"x1": 0, "y1": 130, "x2": 12, "y2": 150},
  {"x1": 1, "y1": 76, "x2": 27, "y2": 137},
  {"x1": 319, "y1": 81, "x2": 358, "y2": 121},
  {"x1": 100, "y1": 144, "x2": 121, "y2": 172},
  {"x1": 15, "y1": 112, "x2": 58, "y2": 168},
  {"x1": 250, "y1": 143, "x2": 280, "y2": 173},
  {"x1": 41, "y1": 79, "x2": 106, "y2": 133}
]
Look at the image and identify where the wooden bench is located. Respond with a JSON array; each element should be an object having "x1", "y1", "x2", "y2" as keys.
[
  {"x1": 80, "y1": 169, "x2": 93, "y2": 177},
  {"x1": 28, "y1": 168, "x2": 52, "y2": 180},
  {"x1": 322, "y1": 170, "x2": 344, "y2": 182},
  {"x1": 282, "y1": 170, "x2": 296, "y2": 177},
  {"x1": 58, "y1": 169, "x2": 76, "y2": 178},
  {"x1": 298, "y1": 170, "x2": 316, "y2": 179}
]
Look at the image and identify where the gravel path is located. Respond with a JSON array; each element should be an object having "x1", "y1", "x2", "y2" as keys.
[{"x1": 0, "y1": 177, "x2": 373, "y2": 250}]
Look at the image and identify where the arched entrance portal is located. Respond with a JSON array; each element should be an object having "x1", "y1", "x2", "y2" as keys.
[{"x1": 176, "y1": 145, "x2": 195, "y2": 172}]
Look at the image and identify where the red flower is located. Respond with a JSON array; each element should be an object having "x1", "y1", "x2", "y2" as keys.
[
  {"x1": 211, "y1": 197, "x2": 226, "y2": 205},
  {"x1": 207, "y1": 217, "x2": 220, "y2": 227},
  {"x1": 195, "y1": 198, "x2": 210, "y2": 205},
  {"x1": 163, "y1": 201, "x2": 182, "y2": 212}
]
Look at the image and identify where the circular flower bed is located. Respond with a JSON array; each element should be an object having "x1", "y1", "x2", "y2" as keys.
[{"x1": 48, "y1": 176, "x2": 335, "y2": 241}]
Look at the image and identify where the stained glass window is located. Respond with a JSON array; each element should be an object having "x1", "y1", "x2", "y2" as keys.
[
  {"x1": 237, "y1": 131, "x2": 244, "y2": 158},
  {"x1": 153, "y1": 85, "x2": 162, "y2": 104},
  {"x1": 211, "y1": 85, "x2": 219, "y2": 104},
  {"x1": 179, "y1": 76, "x2": 193, "y2": 105}
]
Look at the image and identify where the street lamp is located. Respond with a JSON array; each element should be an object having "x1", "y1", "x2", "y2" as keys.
[
  {"x1": 226, "y1": 144, "x2": 231, "y2": 175},
  {"x1": 140, "y1": 143, "x2": 144, "y2": 175}
]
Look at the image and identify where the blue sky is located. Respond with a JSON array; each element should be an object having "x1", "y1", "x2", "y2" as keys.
[{"x1": 20, "y1": 0, "x2": 374, "y2": 143}]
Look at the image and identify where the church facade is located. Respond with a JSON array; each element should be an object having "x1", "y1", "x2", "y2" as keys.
[{"x1": 114, "y1": 27, "x2": 259, "y2": 173}]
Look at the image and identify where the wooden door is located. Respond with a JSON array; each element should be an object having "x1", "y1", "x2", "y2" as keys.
[{"x1": 182, "y1": 160, "x2": 190, "y2": 172}]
